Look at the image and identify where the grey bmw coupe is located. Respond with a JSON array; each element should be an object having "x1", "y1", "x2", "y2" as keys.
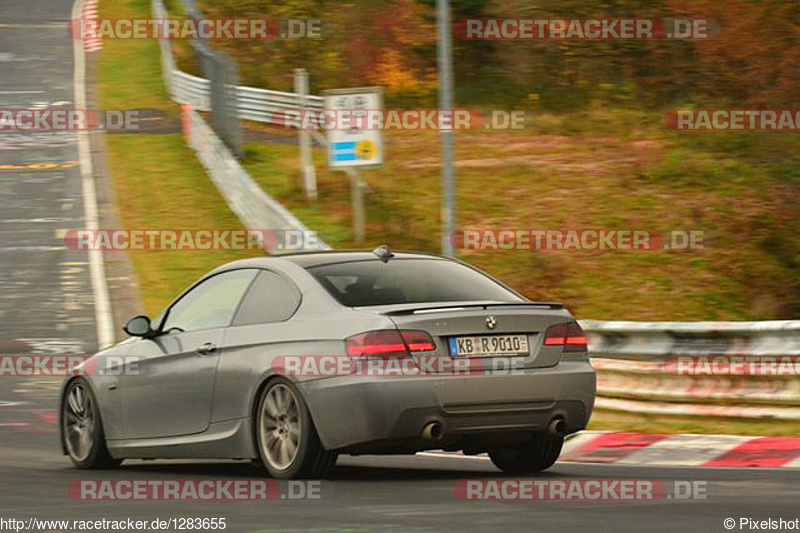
[{"x1": 60, "y1": 248, "x2": 596, "y2": 478}]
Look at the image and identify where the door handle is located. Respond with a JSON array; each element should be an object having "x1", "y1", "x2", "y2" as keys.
[{"x1": 196, "y1": 342, "x2": 218, "y2": 356}]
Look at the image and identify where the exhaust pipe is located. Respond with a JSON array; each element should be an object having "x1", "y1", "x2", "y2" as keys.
[
  {"x1": 421, "y1": 421, "x2": 443, "y2": 440},
  {"x1": 548, "y1": 418, "x2": 567, "y2": 437}
]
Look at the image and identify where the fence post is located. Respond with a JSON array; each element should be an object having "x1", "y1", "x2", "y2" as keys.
[{"x1": 294, "y1": 68, "x2": 317, "y2": 200}]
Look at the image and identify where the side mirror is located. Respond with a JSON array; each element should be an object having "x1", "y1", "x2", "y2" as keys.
[{"x1": 124, "y1": 315, "x2": 154, "y2": 338}]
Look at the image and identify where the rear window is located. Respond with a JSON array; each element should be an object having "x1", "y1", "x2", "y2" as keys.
[{"x1": 307, "y1": 259, "x2": 523, "y2": 307}]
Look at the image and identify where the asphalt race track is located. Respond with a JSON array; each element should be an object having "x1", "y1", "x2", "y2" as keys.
[
  {"x1": 0, "y1": 1, "x2": 798, "y2": 532},
  {"x1": 0, "y1": 415, "x2": 799, "y2": 532},
  {"x1": 0, "y1": 0, "x2": 97, "y2": 356}
]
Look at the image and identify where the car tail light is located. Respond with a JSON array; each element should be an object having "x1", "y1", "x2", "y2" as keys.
[
  {"x1": 400, "y1": 330, "x2": 436, "y2": 352},
  {"x1": 543, "y1": 322, "x2": 587, "y2": 352},
  {"x1": 346, "y1": 330, "x2": 436, "y2": 357}
]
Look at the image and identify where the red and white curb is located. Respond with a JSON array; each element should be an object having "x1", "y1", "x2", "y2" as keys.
[
  {"x1": 421, "y1": 431, "x2": 800, "y2": 469},
  {"x1": 561, "y1": 431, "x2": 800, "y2": 468},
  {"x1": 82, "y1": 0, "x2": 103, "y2": 52}
]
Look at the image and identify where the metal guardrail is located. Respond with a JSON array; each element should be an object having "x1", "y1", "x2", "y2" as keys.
[
  {"x1": 582, "y1": 321, "x2": 800, "y2": 419},
  {"x1": 152, "y1": 0, "x2": 329, "y2": 251},
  {"x1": 236, "y1": 85, "x2": 323, "y2": 123},
  {"x1": 154, "y1": 0, "x2": 324, "y2": 122},
  {"x1": 185, "y1": 107, "x2": 328, "y2": 248},
  {"x1": 168, "y1": 73, "x2": 325, "y2": 123},
  {"x1": 582, "y1": 320, "x2": 800, "y2": 358}
]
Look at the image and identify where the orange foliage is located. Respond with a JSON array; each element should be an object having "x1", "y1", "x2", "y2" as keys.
[{"x1": 666, "y1": 0, "x2": 800, "y2": 106}]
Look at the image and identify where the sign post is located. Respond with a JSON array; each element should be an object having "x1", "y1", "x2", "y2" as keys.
[
  {"x1": 322, "y1": 87, "x2": 383, "y2": 244},
  {"x1": 437, "y1": 0, "x2": 457, "y2": 257},
  {"x1": 350, "y1": 170, "x2": 365, "y2": 243}
]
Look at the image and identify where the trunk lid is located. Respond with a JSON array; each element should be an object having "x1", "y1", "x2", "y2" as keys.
[{"x1": 367, "y1": 301, "x2": 572, "y2": 370}]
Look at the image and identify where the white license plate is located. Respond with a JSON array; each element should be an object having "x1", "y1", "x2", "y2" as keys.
[{"x1": 449, "y1": 334, "x2": 529, "y2": 357}]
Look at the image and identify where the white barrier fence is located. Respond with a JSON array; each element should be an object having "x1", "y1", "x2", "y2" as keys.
[
  {"x1": 582, "y1": 321, "x2": 800, "y2": 419},
  {"x1": 154, "y1": 0, "x2": 323, "y2": 122},
  {"x1": 582, "y1": 320, "x2": 800, "y2": 358},
  {"x1": 152, "y1": 0, "x2": 328, "y2": 251},
  {"x1": 185, "y1": 108, "x2": 329, "y2": 249}
]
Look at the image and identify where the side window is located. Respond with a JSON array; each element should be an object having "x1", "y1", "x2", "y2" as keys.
[
  {"x1": 162, "y1": 269, "x2": 258, "y2": 333},
  {"x1": 233, "y1": 270, "x2": 301, "y2": 326}
]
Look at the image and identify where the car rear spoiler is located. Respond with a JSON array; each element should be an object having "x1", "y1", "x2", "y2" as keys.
[{"x1": 380, "y1": 301, "x2": 565, "y2": 316}]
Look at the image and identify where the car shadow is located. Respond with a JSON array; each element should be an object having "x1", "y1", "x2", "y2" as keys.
[{"x1": 117, "y1": 459, "x2": 569, "y2": 482}]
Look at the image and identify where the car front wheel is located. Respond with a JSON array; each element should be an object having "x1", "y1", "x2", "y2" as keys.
[
  {"x1": 255, "y1": 378, "x2": 337, "y2": 479},
  {"x1": 61, "y1": 378, "x2": 121, "y2": 469}
]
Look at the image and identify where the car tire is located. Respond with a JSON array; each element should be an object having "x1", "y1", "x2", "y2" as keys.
[
  {"x1": 61, "y1": 378, "x2": 122, "y2": 469},
  {"x1": 488, "y1": 432, "x2": 563, "y2": 474},
  {"x1": 255, "y1": 378, "x2": 337, "y2": 479}
]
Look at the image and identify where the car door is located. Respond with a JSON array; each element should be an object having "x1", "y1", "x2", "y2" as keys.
[
  {"x1": 211, "y1": 269, "x2": 305, "y2": 423},
  {"x1": 120, "y1": 269, "x2": 258, "y2": 439}
]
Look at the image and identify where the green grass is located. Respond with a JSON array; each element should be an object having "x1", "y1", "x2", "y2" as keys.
[
  {"x1": 589, "y1": 410, "x2": 800, "y2": 438},
  {"x1": 103, "y1": 135, "x2": 262, "y2": 313},
  {"x1": 241, "y1": 121, "x2": 800, "y2": 321},
  {"x1": 92, "y1": 2, "x2": 173, "y2": 114},
  {"x1": 178, "y1": 0, "x2": 800, "y2": 320},
  {"x1": 96, "y1": 0, "x2": 261, "y2": 315}
]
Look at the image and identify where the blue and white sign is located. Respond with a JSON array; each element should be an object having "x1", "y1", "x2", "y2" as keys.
[{"x1": 323, "y1": 87, "x2": 383, "y2": 169}]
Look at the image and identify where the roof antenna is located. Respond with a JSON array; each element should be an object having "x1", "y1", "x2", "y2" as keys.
[{"x1": 372, "y1": 245, "x2": 395, "y2": 263}]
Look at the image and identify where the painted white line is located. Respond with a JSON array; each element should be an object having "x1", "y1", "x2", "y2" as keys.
[
  {"x1": 783, "y1": 455, "x2": 800, "y2": 469},
  {"x1": 72, "y1": 0, "x2": 115, "y2": 350}
]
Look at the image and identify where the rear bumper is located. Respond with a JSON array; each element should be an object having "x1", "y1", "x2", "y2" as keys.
[{"x1": 300, "y1": 360, "x2": 596, "y2": 451}]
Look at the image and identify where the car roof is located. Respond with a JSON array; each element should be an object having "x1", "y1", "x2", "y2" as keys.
[
  {"x1": 279, "y1": 250, "x2": 446, "y2": 268},
  {"x1": 215, "y1": 250, "x2": 448, "y2": 272}
]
